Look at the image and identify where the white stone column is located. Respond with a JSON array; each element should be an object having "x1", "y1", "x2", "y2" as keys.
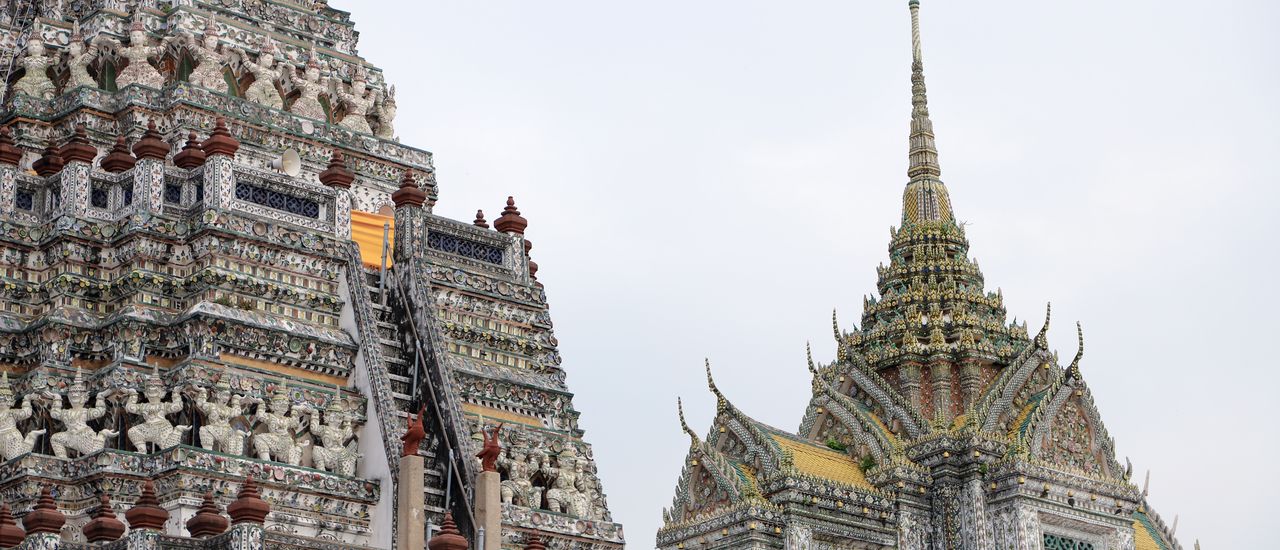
[
  {"x1": 398, "y1": 454, "x2": 426, "y2": 550},
  {"x1": 474, "y1": 470, "x2": 501, "y2": 550}
]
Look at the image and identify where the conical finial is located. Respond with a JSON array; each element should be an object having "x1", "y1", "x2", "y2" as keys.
[
  {"x1": 101, "y1": 134, "x2": 137, "y2": 172},
  {"x1": 186, "y1": 490, "x2": 229, "y2": 537},
  {"x1": 523, "y1": 532, "x2": 547, "y2": 550},
  {"x1": 473, "y1": 210, "x2": 489, "y2": 228},
  {"x1": 125, "y1": 480, "x2": 169, "y2": 531},
  {"x1": 32, "y1": 139, "x2": 64, "y2": 177},
  {"x1": 426, "y1": 512, "x2": 468, "y2": 550},
  {"x1": 0, "y1": 502, "x2": 25, "y2": 547},
  {"x1": 318, "y1": 149, "x2": 355, "y2": 189},
  {"x1": 59, "y1": 123, "x2": 97, "y2": 164},
  {"x1": 391, "y1": 169, "x2": 426, "y2": 208},
  {"x1": 227, "y1": 476, "x2": 269, "y2": 525},
  {"x1": 0, "y1": 127, "x2": 22, "y2": 166},
  {"x1": 82, "y1": 494, "x2": 126, "y2": 543},
  {"x1": 173, "y1": 131, "x2": 207, "y2": 169},
  {"x1": 494, "y1": 196, "x2": 528, "y2": 234},
  {"x1": 0, "y1": 372, "x2": 10, "y2": 397},
  {"x1": 201, "y1": 117, "x2": 240, "y2": 158},
  {"x1": 22, "y1": 486, "x2": 65, "y2": 536},
  {"x1": 132, "y1": 119, "x2": 169, "y2": 161}
]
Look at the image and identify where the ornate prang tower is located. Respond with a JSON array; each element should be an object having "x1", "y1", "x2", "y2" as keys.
[
  {"x1": 0, "y1": 1, "x2": 621, "y2": 550},
  {"x1": 655, "y1": 2, "x2": 1184, "y2": 550}
]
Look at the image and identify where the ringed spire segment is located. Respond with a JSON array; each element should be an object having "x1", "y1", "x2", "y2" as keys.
[{"x1": 902, "y1": 0, "x2": 954, "y2": 226}]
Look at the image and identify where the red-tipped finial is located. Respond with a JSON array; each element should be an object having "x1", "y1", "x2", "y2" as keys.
[
  {"x1": 22, "y1": 486, "x2": 65, "y2": 536},
  {"x1": 101, "y1": 135, "x2": 137, "y2": 173},
  {"x1": 473, "y1": 210, "x2": 489, "y2": 229},
  {"x1": 125, "y1": 480, "x2": 169, "y2": 531},
  {"x1": 186, "y1": 491, "x2": 229, "y2": 538},
  {"x1": 391, "y1": 169, "x2": 426, "y2": 208},
  {"x1": 59, "y1": 123, "x2": 98, "y2": 164},
  {"x1": 319, "y1": 149, "x2": 355, "y2": 189},
  {"x1": 493, "y1": 196, "x2": 527, "y2": 234},
  {"x1": 426, "y1": 512, "x2": 468, "y2": 550},
  {"x1": 132, "y1": 120, "x2": 169, "y2": 161},
  {"x1": 227, "y1": 476, "x2": 269, "y2": 525},
  {"x1": 32, "y1": 139, "x2": 64, "y2": 177},
  {"x1": 0, "y1": 502, "x2": 25, "y2": 547},
  {"x1": 0, "y1": 127, "x2": 21, "y2": 167},
  {"x1": 201, "y1": 117, "x2": 240, "y2": 158},
  {"x1": 173, "y1": 131, "x2": 207, "y2": 169},
  {"x1": 82, "y1": 494, "x2": 126, "y2": 543}
]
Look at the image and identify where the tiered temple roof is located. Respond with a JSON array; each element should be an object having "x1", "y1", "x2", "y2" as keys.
[{"x1": 656, "y1": 2, "x2": 1185, "y2": 550}]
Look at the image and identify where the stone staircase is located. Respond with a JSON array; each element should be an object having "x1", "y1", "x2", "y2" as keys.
[{"x1": 362, "y1": 266, "x2": 450, "y2": 523}]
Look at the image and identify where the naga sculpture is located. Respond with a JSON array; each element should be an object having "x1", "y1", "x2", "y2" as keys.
[
  {"x1": 373, "y1": 85, "x2": 396, "y2": 140},
  {"x1": 102, "y1": 18, "x2": 173, "y2": 90},
  {"x1": 285, "y1": 48, "x2": 328, "y2": 120},
  {"x1": 124, "y1": 367, "x2": 189, "y2": 453},
  {"x1": 195, "y1": 380, "x2": 248, "y2": 455},
  {"x1": 400, "y1": 405, "x2": 426, "y2": 457},
  {"x1": 65, "y1": 22, "x2": 101, "y2": 91},
  {"x1": 47, "y1": 368, "x2": 117, "y2": 458},
  {"x1": 251, "y1": 381, "x2": 308, "y2": 465},
  {"x1": 237, "y1": 39, "x2": 284, "y2": 110},
  {"x1": 542, "y1": 446, "x2": 586, "y2": 516},
  {"x1": 331, "y1": 68, "x2": 379, "y2": 134},
  {"x1": 12, "y1": 38, "x2": 56, "y2": 99},
  {"x1": 476, "y1": 421, "x2": 504, "y2": 472},
  {"x1": 310, "y1": 396, "x2": 360, "y2": 476},
  {"x1": 498, "y1": 446, "x2": 544, "y2": 508},
  {"x1": 0, "y1": 373, "x2": 43, "y2": 461},
  {"x1": 180, "y1": 17, "x2": 232, "y2": 94}
]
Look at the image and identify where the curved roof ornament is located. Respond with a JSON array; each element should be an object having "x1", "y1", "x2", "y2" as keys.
[
  {"x1": 705, "y1": 359, "x2": 729, "y2": 414},
  {"x1": 1034, "y1": 303, "x2": 1051, "y2": 349},
  {"x1": 677, "y1": 397, "x2": 699, "y2": 444},
  {"x1": 1067, "y1": 322, "x2": 1084, "y2": 380}
]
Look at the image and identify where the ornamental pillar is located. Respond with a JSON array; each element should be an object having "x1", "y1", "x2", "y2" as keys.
[
  {"x1": 200, "y1": 117, "x2": 239, "y2": 211},
  {"x1": 928, "y1": 360, "x2": 953, "y2": 424},
  {"x1": 131, "y1": 121, "x2": 170, "y2": 214},
  {"x1": 900, "y1": 362, "x2": 924, "y2": 413},
  {"x1": 391, "y1": 169, "x2": 426, "y2": 264},
  {"x1": 958, "y1": 359, "x2": 983, "y2": 412},
  {"x1": 0, "y1": 127, "x2": 19, "y2": 218}
]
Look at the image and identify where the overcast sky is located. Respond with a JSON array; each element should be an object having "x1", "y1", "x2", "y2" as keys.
[{"x1": 349, "y1": 1, "x2": 1278, "y2": 547}]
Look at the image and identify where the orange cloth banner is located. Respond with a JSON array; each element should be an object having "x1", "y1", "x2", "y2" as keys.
[{"x1": 350, "y1": 210, "x2": 395, "y2": 269}]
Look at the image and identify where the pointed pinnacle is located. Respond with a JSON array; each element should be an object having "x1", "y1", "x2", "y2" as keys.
[
  {"x1": 1068, "y1": 322, "x2": 1084, "y2": 379},
  {"x1": 677, "y1": 397, "x2": 697, "y2": 443},
  {"x1": 1035, "y1": 303, "x2": 1051, "y2": 349}
]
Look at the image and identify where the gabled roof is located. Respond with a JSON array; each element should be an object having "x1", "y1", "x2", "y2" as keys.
[{"x1": 1133, "y1": 511, "x2": 1172, "y2": 550}]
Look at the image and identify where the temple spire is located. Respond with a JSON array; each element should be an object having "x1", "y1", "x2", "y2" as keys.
[
  {"x1": 907, "y1": 0, "x2": 940, "y2": 180},
  {"x1": 899, "y1": 0, "x2": 955, "y2": 226}
]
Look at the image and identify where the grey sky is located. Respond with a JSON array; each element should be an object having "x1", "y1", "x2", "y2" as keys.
[{"x1": 349, "y1": 1, "x2": 1279, "y2": 547}]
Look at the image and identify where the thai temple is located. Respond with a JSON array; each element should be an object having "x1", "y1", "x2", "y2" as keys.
[
  {"x1": 656, "y1": 2, "x2": 1187, "y2": 550},
  {"x1": 0, "y1": 0, "x2": 622, "y2": 550}
]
